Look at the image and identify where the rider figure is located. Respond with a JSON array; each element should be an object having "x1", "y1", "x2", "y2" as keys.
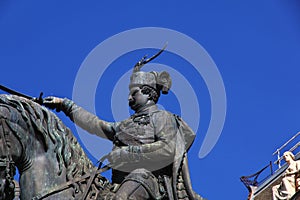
[{"x1": 43, "y1": 49, "x2": 204, "y2": 200}]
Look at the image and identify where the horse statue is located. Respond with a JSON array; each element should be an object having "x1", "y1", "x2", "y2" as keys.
[{"x1": 0, "y1": 94, "x2": 111, "y2": 200}]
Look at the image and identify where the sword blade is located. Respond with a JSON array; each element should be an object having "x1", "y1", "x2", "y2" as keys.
[{"x1": 0, "y1": 84, "x2": 34, "y2": 100}]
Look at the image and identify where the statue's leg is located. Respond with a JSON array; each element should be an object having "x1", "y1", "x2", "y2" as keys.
[
  {"x1": 111, "y1": 168, "x2": 161, "y2": 200},
  {"x1": 112, "y1": 180, "x2": 151, "y2": 200}
]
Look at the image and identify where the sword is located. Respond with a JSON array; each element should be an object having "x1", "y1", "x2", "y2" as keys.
[{"x1": 0, "y1": 84, "x2": 44, "y2": 105}]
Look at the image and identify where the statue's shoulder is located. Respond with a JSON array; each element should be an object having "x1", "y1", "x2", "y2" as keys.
[
  {"x1": 150, "y1": 109, "x2": 175, "y2": 121},
  {"x1": 151, "y1": 109, "x2": 172, "y2": 115}
]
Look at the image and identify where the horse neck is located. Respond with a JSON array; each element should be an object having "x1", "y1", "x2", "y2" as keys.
[
  {"x1": 18, "y1": 138, "x2": 72, "y2": 199},
  {"x1": 18, "y1": 129, "x2": 96, "y2": 200}
]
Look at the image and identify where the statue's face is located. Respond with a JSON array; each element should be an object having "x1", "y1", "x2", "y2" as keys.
[
  {"x1": 283, "y1": 153, "x2": 292, "y2": 162},
  {"x1": 128, "y1": 86, "x2": 149, "y2": 112}
]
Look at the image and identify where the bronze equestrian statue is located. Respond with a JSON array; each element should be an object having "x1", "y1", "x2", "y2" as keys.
[{"x1": 0, "y1": 48, "x2": 205, "y2": 199}]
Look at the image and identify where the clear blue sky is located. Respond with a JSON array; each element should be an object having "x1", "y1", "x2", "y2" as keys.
[{"x1": 1, "y1": 1, "x2": 300, "y2": 199}]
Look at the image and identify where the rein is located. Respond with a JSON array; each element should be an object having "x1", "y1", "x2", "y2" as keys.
[
  {"x1": 32, "y1": 156, "x2": 111, "y2": 200},
  {"x1": 81, "y1": 155, "x2": 110, "y2": 200}
]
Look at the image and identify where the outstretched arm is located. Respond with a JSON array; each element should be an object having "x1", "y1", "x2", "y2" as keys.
[{"x1": 43, "y1": 96, "x2": 115, "y2": 141}]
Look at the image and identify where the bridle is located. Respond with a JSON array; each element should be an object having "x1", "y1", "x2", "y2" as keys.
[{"x1": 0, "y1": 118, "x2": 16, "y2": 199}]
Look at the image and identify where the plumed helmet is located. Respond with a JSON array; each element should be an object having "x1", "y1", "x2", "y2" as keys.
[{"x1": 129, "y1": 44, "x2": 172, "y2": 94}]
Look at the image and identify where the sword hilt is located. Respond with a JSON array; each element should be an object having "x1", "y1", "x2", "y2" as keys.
[{"x1": 32, "y1": 92, "x2": 44, "y2": 105}]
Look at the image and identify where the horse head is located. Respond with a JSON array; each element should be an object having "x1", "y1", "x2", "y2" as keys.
[
  {"x1": 0, "y1": 94, "x2": 109, "y2": 200},
  {"x1": 0, "y1": 158, "x2": 15, "y2": 200}
]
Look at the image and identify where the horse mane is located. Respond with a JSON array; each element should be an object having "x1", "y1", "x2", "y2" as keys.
[{"x1": 0, "y1": 94, "x2": 93, "y2": 181}]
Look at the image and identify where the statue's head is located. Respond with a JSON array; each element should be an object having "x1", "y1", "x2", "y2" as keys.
[
  {"x1": 128, "y1": 45, "x2": 172, "y2": 112},
  {"x1": 283, "y1": 151, "x2": 295, "y2": 162}
]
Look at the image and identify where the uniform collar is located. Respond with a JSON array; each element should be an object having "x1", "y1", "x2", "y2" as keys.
[{"x1": 132, "y1": 103, "x2": 158, "y2": 117}]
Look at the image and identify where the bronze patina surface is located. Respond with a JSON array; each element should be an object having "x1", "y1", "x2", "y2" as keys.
[{"x1": 0, "y1": 48, "x2": 204, "y2": 199}]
